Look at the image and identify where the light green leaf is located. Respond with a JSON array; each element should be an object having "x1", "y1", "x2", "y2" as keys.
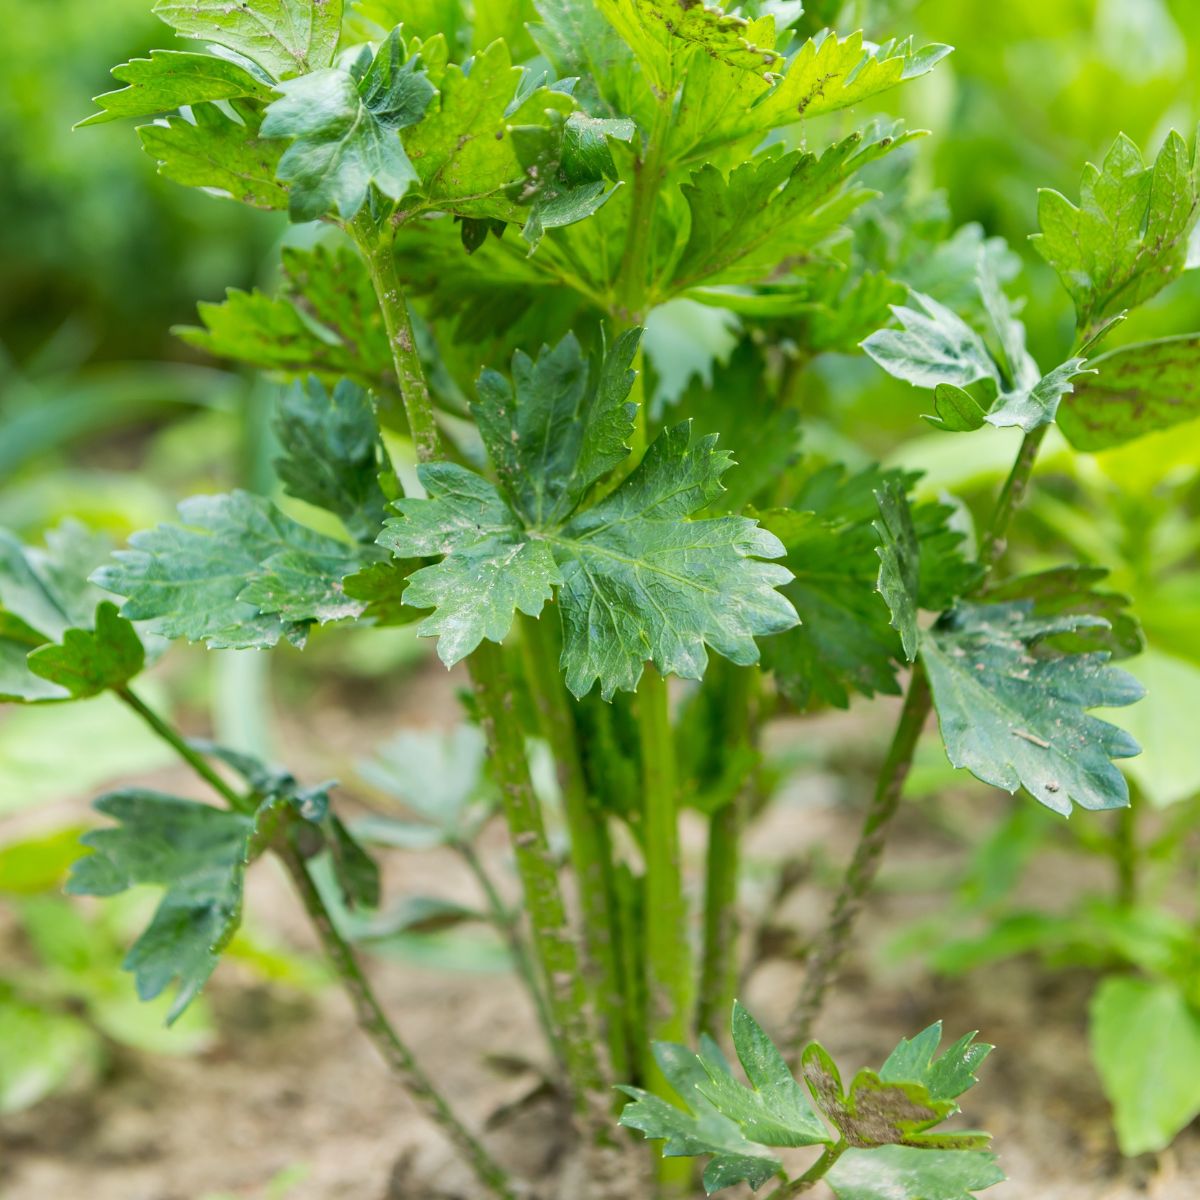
[
  {"x1": 274, "y1": 377, "x2": 392, "y2": 542},
  {"x1": 153, "y1": 0, "x2": 343, "y2": 80},
  {"x1": 94, "y1": 491, "x2": 376, "y2": 649},
  {"x1": 925, "y1": 383, "x2": 987, "y2": 432},
  {"x1": 672, "y1": 129, "x2": 912, "y2": 291},
  {"x1": 637, "y1": 0, "x2": 781, "y2": 78},
  {"x1": 402, "y1": 40, "x2": 576, "y2": 222},
  {"x1": 826, "y1": 1145, "x2": 1005, "y2": 1200},
  {"x1": 138, "y1": 100, "x2": 289, "y2": 210},
  {"x1": 0, "y1": 998, "x2": 101, "y2": 1114},
  {"x1": 177, "y1": 244, "x2": 392, "y2": 390},
  {"x1": 1033, "y1": 129, "x2": 1200, "y2": 332},
  {"x1": 26, "y1": 602, "x2": 145, "y2": 700},
  {"x1": 262, "y1": 29, "x2": 435, "y2": 221},
  {"x1": 79, "y1": 50, "x2": 273, "y2": 126},
  {"x1": 1090, "y1": 976, "x2": 1200, "y2": 1157},
  {"x1": 879, "y1": 1023, "x2": 992, "y2": 1103},
  {"x1": 379, "y1": 464, "x2": 561, "y2": 664},
  {"x1": 985, "y1": 356, "x2": 1092, "y2": 433},
  {"x1": 66, "y1": 790, "x2": 257, "y2": 1022},
  {"x1": 922, "y1": 600, "x2": 1145, "y2": 815},
  {"x1": 1058, "y1": 334, "x2": 1200, "y2": 451},
  {"x1": 873, "y1": 480, "x2": 920, "y2": 663}
]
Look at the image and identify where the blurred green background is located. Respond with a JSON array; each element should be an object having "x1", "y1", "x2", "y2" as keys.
[{"x1": 2, "y1": 0, "x2": 1200, "y2": 1181}]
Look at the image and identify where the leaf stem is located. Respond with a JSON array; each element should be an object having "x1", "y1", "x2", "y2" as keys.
[
  {"x1": 470, "y1": 639, "x2": 607, "y2": 1111},
  {"x1": 786, "y1": 423, "x2": 1051, "y2": 1054},
  {"x1": 697, "y1": 665, "x2": 758, "y2": 1038},
  {"x1": 521, "y1": 612, "x2": 630, "y2": 1082},
  {"x1": 765, "y1": 1142, "x2": 847, "y2": 1198},
  {"x1": 457, "y1": 836, "x2": 560, "y2": 1060},
  {"x1": 277, "y1": 843, "x2": 519, "y2": 1200},
  {"x1": 116, "y1": 685, "x2": 253, "y2": 814},
  {"x1": 352, "y1": 217, "x2": 607, "y2": 1114},
  {"x1": 1114, "y1": 788, "x2": 1139, "y2": 908},
  {"x1": 637, "y1": 666, "x2": 694, "y2": 1192},
  {"x1": 351, "y1": 214, "x2": 440, "y2": 462},
  {"x1": 115, "y1": 688, "x2": 517, "y2": 1200}
]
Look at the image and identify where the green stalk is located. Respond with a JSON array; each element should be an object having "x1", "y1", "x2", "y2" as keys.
[
  {"x1": 638, "y1": 666, "x2": 694, "y2": 1193},
  {"x1": 470, "y1": 639, "x2": 607, "y2": 1108},
  {"x1": 697, "y1": 664, "x2": 759, "y2": 1039},
  {"x1": 764, "y1": 1143, "x2": 847, "y2": 1198},
  {"x1": 521, "y1": 612, "x2": 630, "y2": 1081},
  {"x1": 115, "y1": 688, "x2": 517, "y2": 1200},
  {"x1": 1114, "y1": 789, "x2": 1139, "y2": 909},
  {"x1": 352, "y1": 217, "x2": 606, "y2": 1112},
  {"x1": 786, "y1": 424, "x2": 1052, "y2": 1055},
  {"x1": 457, "y1": 837, "x2": 559, "y2": 1060}
]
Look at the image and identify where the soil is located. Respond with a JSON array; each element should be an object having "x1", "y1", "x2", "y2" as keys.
[{"x1": 1, "y1": 665, "x2": 1197, "y2": 1200}]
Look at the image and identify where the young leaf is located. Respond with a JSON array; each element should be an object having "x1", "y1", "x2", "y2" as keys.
[
  {"x1": 1057, "y1": 333, "x2": 1200, "y2": 451},
  {"x1": 873, "y1": 481, "x2": 920, "y2": 663},
  {"x1": 637, "y1": 0, "x2": 782, "y2": 78},
  {"x1": 274, "y1": 377, "x2": 393, "y2": 542},
  {"x1": 94, "y1": 491, "x2": 378, "y2": 649},
  {"x1": 138, "y1": 100, "x2": 289, "y2": 211},
  {"x1": 826, "y1": 1145, "x2": 1005, "y2": 1200},
  {"x1": 153, "y1": 0, "x2": 344, "y2": 81},
  {"x1": 1090, "y1": 976, "x2": 1200, "y2": 1157},
  {"x1": 177, "y1": 244, "x2": 393, "y2": 391},
  {"x1": 66, "y1": 790, "x2": 257, "y2": 1022},
  {"x1": 921, "y1": 600, "x2": 1145, "y2": 815},
  {"x1": 79, "y1": 50, "x2": 274, "y2": 126},
  {"x1": 1033, "y1": 129, "x2": 1200, "y2": 333},
  {"x1": 26, "y1": 602, "x2": 145, "y2": 700},
  {"x1": 262, "y1": 29, "x2": 435, "y2": 221},
  {"x1": 879, "y1": 1023, "x2": 992, "y2": 1102}
]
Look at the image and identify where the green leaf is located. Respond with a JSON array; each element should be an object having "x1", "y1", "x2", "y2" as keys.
[
  {"x1": 153, "y1": 0, "x2": 343, "y2": 81},
  {"x1": 327, "y1": 814, "x2": 381, "y2": 909},
  {"x1": 274, "y1": 377, "x2": 392, "y2": 542},
  {"x1": 826, "y1": 1145, "x2": 1005, "y2": 1200},
  {"x1": 694, "y1": 1002, "x2": 830, "y2": 1148},
  {"x1": 1033, "y1": 129, "x2": 1200, "y2": 333},
  {"x1": 79, "y1": 50, "x2": 274, "y2": 126},
  {"x1": 873, "y1": 481, "x2": 920, "y2": 663},
  {"x1": 1058, "y1": 334, "x2": 1200, "y2": 452},
  {"x1": 341, "y1": 559, "x2": 422, "y2": 626},
  {"x1": 636, "y1": 0, "x2": 782, "y2": 77},
  {"x1": 472, "y1": 330, "x2": 639, "y2": 527},
  {"x1": 138, "y1": 100, "x2": 289, "y2": 211},
  {"x1": 672, "y1": 29, "x2": 949, "y2": 165},
  {"x1": 66, "y1": 790, "x2": 257, "y2": 1022},
  {"x1": 402, "y1": 40, "x2": 576, "y2": 222},
  {"x1": 879, "y1": 1023, "x2": 992, "y2": 1102},
  {"x1": 672, "y1": 129, "x2": 912, "y2": 291},
  {"x1": 925, "y1": 383, "x2": 987, "y2": 432},
  {"x1": 0, "y1": 523, "x2": 140, "y2": 703},
  {"x1": 381, "y1": 346, "x2": 797, "y2": 698},
  {"x1": 1090, "y1": 976, "x2": 1200, "y2": 1157},
  {"x1": 94, "y1": 491, "x2": 377, "y2": 650},
  {"x1": 177, "y1": 244, "x2": 393, "y2": 390},
  {"x1": 0, "y1": 997, "x2": 101, "y2": 1114},
  {"x1": 26, "y1": 602, "x2": 145, "y2": 700},
  {"x1": 262, "y1": 30, "x2": 435, "y2": 221},
  {"x1": 380, "y1": 464, "x2": 562, "y2": 664},
  {"x1": 921, "y1": 600, "x2": 1145, "y2": 815}
]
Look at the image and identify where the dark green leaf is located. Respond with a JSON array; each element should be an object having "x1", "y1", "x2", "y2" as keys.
[
  {"x1": 262, "y1": 29, "x2": 435, "y2": 220},
  {"x1": 1058, "y1": 334, "x2": 1200, "y2": 451},
  {"x1": 153, "y1": 0, "x2": 343, "y2": 80},
  {"x1": 341, "y1": 559, "x2": 423, "y2": 626},
  {"x1": 922, "y1": 600, "x2": 1145, "y2": 815},
  {"x1": 327, "y1": 814, "x2": 381, "y2": 909},
  {"x1": 66, "y1": 790, "x2": 256, "y2": 1022},
  {"x1": 274, "y1": 377, "x2": 392, "y2": 542},
  {"x1": 94, "y1": 491, "x2": 377, "y2": 649},
  {"x1": 873, "y1": 481, "x2": 920, "y2": 663},
  {"x1": 26, "y1": 602, "x2": 145, "y2": 700}
]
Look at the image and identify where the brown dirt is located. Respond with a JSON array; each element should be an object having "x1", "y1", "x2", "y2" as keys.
[{"x1": 1, "y1": 670, "x2": 1197, "y2": 1200}]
